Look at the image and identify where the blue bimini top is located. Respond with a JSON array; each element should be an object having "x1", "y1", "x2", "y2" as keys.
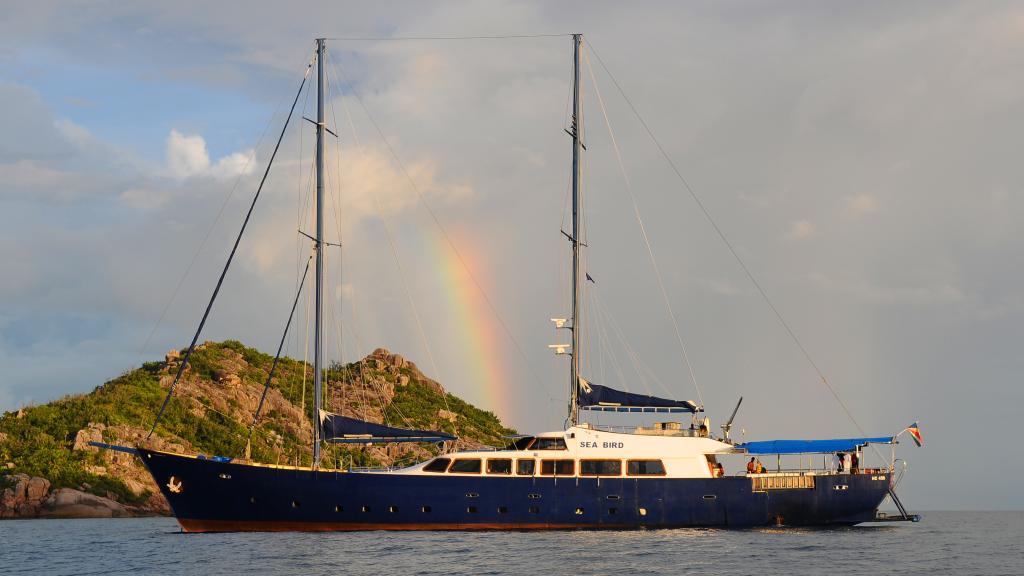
[{"x1": 738, "y1": 437, "x2": 894, "y2": 455}]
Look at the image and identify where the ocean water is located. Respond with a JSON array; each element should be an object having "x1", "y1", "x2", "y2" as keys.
[{"x1": 1, "y1": 512, "x2": 1021, "y2": 576}]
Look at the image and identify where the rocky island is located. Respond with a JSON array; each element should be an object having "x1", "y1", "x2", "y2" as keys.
[{"x1": 0, "y1": 340, "x2": 513, "y2": 519}]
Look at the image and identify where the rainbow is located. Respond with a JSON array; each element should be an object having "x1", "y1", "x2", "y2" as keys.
[{"x1": 425, "y1": 230, "x2": 510, "y2": 422}]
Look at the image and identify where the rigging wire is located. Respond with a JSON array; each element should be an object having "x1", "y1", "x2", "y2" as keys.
[
  {"x1": 584, "y1": 40, "x2": 879, "y2": 449},
  {"x1": 136, "y1": 46, "x2": 317, "y2": 365},
  {"x1": 148, "y1": 56, "x2": 316, "y2": 439},
  {"x1": 246, "y1": 254, "x2": 313, "y2": 455},
  {"x1": 583, "y1": 48, "x2": 705, "y2": 409},
  {"x1": 323, "y1": 33, "x2": 570, "y2": 41},
  {"x1": 326, "y1": 51, "x2": 457, "y2": 435},
  {"x1": 329, "y1": 60, "x2": 547, "y2": 420}
]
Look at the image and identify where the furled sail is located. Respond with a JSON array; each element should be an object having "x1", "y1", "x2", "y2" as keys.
[
  {"x1": 577, "y1": 377, "x2": 700, "y2": 413},
  {"x1": 319, "y1": 411, "x2": 456, "y2": 444}
]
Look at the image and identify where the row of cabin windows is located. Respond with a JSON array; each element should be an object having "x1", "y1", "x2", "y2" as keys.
[{"x1": 423, "y1": 457, "x2": 666, "y2": 477}]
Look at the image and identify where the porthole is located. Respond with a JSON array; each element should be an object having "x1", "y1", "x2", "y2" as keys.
[
  {"x1": 421, "y1": 505, "x2": 431, "y2": 513},
  {"x1": 638, "y1": 507, "x2": 647, "y2": 516},
  {"x1": 606, "y1": 495, "x2": 621, "y2": 500},
  {"x1": 218, "y1": 473, "x2": 232, "y2": 480},
  {"x1": 528, "y1": 506, "x2": 540, "y2": 514},
  {"x1": 388, "y1": 505, "x2": 399, "y2": 513},
  {"x1": 361, "y1": 505, "x2": 371, "y2": 513},
  {"x1": 334, "y1": 505, "x2": 343, "y2": 513},
  {"x1": 703, "y1": 495, "x2": 717, "y2": 500},
  {"x1": 575, "y1": 507, "x2": 584, "y2": 515},
  {"x1": 608, "y1": 507, "x2": 618, "y2": 515},
  {"x1": 249, "y1": 496, "x2": 257, "y2": 504},
  {"x1": 467, "y1": 506, "x2": 478, "y2": 514},
  {"x1": 527, "y1": 493, "x2": 542, "y2": 499},
  {"x1": 291, "y1": 500, "x2": 301, "y2": 509},
  {"x1": 497, "y1": 506, "x2": 508, "y2": 514},
  {"x1": 465, "y1": 492, "x2": 479, "y2": 498}
]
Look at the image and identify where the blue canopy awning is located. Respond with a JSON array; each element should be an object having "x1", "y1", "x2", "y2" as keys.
[
  {"x1": 738, "y1": 437, "x2": 894, "y2": 455},
  {"x1": 320, "y1": 411, "x2": 456, "y2": 444}
]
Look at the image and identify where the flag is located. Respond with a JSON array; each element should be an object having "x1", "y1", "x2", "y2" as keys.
[
  {"x1": 905, "y1": 422, "x2": 924, "y2": 447},
  {"x1": 586, "y1": 273, "x2": 595, "y2": 284}
]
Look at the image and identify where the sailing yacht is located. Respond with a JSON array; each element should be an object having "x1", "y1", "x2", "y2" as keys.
[{"x1": 99, "y1": 36, "x2": 921, "y2": 531}]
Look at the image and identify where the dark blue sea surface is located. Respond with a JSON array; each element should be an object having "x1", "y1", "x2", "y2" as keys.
[{"x1": 1, "y1": 512, "x2": 1020, "y2": 575}]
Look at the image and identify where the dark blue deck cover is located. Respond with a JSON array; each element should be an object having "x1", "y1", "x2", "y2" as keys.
[
  {"x1": 578, "y1": 382, "x2": 699, "y2": 412},
  {"x1": 739, "y1": 437, "x2": 894, "y2": 455},
  {"x1": 320, "y1": 412, "x2": 456, "y2": 444}
]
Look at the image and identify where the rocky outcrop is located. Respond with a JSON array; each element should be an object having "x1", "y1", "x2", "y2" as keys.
[
  {"x1": 1, "y1": 474, "x2": 50, "y2": 518},
  {"x1": 38, "y1": 488, "x2": 131, "y2": 519}
]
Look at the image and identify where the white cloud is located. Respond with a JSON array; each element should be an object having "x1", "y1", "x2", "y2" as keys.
[
  {"x1": 786, "y1": 220, "x2": 816, "y2": 241},
  {"x1": 166, "y1": 129, "x2": 210, "y2": 179},
  {"x1": 165, "y1": 129, "x2": 255, "y2": 181}
]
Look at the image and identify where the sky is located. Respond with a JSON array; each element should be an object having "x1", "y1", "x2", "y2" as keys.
[{"x1": 1, "y1": 1, "x2": 1022, "y2": 511}]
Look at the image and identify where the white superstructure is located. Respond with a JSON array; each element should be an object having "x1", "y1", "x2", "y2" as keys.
[{"x1": 394, "y1": 425, "x2": 736, "y2": 479}]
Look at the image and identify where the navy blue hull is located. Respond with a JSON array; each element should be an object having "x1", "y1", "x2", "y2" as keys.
[{"x1": 139, "y1": 449, "x2": 888, "y2": 531}]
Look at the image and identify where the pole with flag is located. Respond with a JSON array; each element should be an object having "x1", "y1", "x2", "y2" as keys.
[{"x1": 904, "y1": 422, "x2": 924, "y2": 447}]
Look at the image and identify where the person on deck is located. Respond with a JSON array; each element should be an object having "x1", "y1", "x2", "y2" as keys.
[
  {"x1": 836, "y1": 452, "x2": 846, "y2": 473},
  {"x1": 756, "y1": 459, "x2": 766, "y2": 474},
  {"x1": 851, "y1": 453, "x2": 860, "y2": 474},
  {"x1": 747, "y1": 457, "x2": 757, "y2": 474},
  {"x1": 715, "y1": 463, "x2": 725, "y2": 478}
]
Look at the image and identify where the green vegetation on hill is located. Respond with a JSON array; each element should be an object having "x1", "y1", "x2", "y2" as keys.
[{"x1": 0, "y1": 340, "x2": 515, "y2": 506}]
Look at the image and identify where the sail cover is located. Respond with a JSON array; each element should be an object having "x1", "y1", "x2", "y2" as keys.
[
  {"x1": 578, "y1": 379, "x2": 700, "y2": 413},
  {"x1": 738, "y1": 437, "x2": 895, "y2": 455},
  {"x1": 319, "y1": 411, "x2": 456, "y2": 444}
]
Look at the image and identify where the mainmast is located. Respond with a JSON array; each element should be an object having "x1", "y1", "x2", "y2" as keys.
[
  {"x1": 568, "y1": 34, "x2": 583, "y2": 426},
  {"x1": 313, "y1": 38, "x2": 326, "y2": 467}
]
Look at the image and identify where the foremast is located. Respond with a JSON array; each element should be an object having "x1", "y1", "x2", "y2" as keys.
[{"x1": 568, "y1": 34, "x2": 583, "y2": 426}]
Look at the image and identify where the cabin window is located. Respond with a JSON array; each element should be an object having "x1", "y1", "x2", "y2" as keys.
[
  {"x1": 540, "y1": 459, "x2": 575, "y2": 476},
  {"x1": 448, "y1": 459, "x2": 482, "y2": 474},
  {"x1": 487, "y1": 458, "x2": 513, "y2": 475},
  {"x1": 627, "y1": 460, "x2": 666, "y2": 476},
  {"x1": 506, "y1": 436, "x2": 535, "y2": 450},
  {"x1": 517, "y1": 459, "x2": 536, "y2": 475},
  {"x1": 580, "y1": 460, "x2": 622, "y2": 476},
  {"x1": 530, "y1": 437, "x2": 567, "y2": 450},
  {"x1": 423, "y1": 458, "x2": 451, "y2": 473}
]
